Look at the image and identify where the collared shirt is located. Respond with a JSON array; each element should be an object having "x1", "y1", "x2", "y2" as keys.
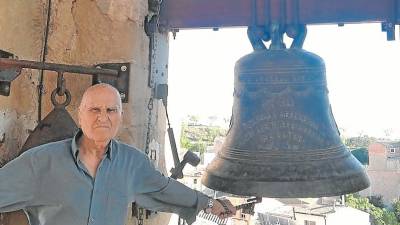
[{"x1": 0, "y1": 130, "x2": 208, "y2": 225}]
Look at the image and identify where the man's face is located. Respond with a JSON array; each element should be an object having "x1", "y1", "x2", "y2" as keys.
[{"x1": 78, "y1": 86, "x2": 123, "y2": 143}]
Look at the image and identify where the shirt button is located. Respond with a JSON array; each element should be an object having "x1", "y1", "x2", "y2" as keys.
[{"x1": 89, "y1": 218, "x2": 95, "y2": 223}]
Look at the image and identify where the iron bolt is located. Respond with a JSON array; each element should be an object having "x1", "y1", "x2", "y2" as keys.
[{"x1": 120, "y1": 93, "x2": 126, "y2": 99}]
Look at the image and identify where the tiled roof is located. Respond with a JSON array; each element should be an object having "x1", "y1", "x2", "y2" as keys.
[
  {"x1": 378, "y1": 141, "x2": 400, "y2": 148},
  {"x1": 294, "y1": 204, "x2": 335, "y2": 215},
  {"x1": 278, "y1": 198, "x2": 310, "y2": 205}
]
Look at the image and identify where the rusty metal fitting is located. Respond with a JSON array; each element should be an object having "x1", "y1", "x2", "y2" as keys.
[
  {"x1": 51, "y1": 88, "x2": 71, "y2": 108},
  {"x1": 56, "y1": 71, "x2": 66, "y2": 96}
]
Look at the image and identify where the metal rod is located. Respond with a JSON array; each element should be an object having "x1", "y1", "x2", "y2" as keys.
[
  {"x1": 38, "y1": 0, "x2": 52, "y2": 122},
  {"x1": 0, "y1": 58, "x2": 119, "y2": 77}
]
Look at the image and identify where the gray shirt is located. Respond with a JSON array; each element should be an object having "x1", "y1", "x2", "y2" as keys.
[{"x1": 0, "y1": 130, "x2": 209, "y2": 225}]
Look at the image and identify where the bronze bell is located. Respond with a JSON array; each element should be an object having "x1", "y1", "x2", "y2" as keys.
[
  {"x1": 201, "y1": 47, "x2": 370, "y2": 197},
  {"x1": 20, "y1": 88, "x2": 78, "y2": 154}
]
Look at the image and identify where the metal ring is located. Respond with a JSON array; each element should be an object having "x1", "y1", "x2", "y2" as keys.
[{"x1": 51, "y1": 88, "x2": 71, "y2": 107}]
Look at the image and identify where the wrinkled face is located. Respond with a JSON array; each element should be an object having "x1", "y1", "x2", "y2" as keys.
[{"x1": 78, "y1": 86, "x2": 123, "y2": 143}]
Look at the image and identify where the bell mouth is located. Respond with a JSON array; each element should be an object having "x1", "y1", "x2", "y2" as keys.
[
  {"x1": 202, "y1": 173, "x2": 370, "y2": 198},
  {"x1": 202, "y1": 149, "x2": 370, "y2": 198}
]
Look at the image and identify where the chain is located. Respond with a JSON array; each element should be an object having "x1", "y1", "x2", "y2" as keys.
[
  {"x1": 135, "y1": 96, "x2": 154, "y2": 225},
  {"x1": 136, "y1": 2, "x2": 164, "y2": 224}
]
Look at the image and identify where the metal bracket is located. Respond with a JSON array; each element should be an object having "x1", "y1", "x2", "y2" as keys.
[
  {"x1": 0, "y1": 68, "x2": 20, "y2": 96},
  {"x1": 147, "y1": 31, "x2": 169, "y2": 88},
  {"x1": 170, "y1": 150, "x2": 201, "y2": 179},
  {"x1": 155, "y1": 83, "x2": 168, "y2": 106},
  {"x1": 92, "y1": 63, "x2": 130, "y2": 103},
  {"x1": 0, "y1": 50, "x2": 16, "y2": 59},
  {"x1": 0, "y1": 50, "x2": 130, "y2": 101}
]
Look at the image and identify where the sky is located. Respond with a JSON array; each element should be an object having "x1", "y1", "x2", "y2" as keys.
[{"x1": 167, "y1": 24, "x2": 400, "y2": 139}]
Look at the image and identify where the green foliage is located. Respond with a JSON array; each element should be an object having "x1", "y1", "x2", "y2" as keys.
[
  {"x1": 382, "y1": 209, "x2": 399, "y2": 225},
  {"x1": 369, "y1": 195, "x2": 386, "y2": 208},
  {"x1": 392, "y1": 199, "x2": 400, "y2": 222},
  {"x1": 345, "y1": 135, "x2": 377, "y2": 148},
  {"x1": 180, "y1": 119, "x2": 226, "y2": 154},
  {"x1": 346, "y1": 194, "x2": 399, "y2": 225},
  {"x1": 346, "y1": 194, "x2": 371, "y2": 211}
]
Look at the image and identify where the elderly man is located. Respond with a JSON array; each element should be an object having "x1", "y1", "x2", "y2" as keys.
[{"x1": 0, "y1": 84, "x2": 236, "y2": 225}]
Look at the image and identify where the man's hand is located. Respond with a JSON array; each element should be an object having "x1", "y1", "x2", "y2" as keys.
[{"x1": 210, "y1": 198, "x2": 236, "y2": 219}]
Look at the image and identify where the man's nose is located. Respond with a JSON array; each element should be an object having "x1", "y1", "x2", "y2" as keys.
[{"x1": 97, "y1": 110, "x2": 109, "y2": 121}]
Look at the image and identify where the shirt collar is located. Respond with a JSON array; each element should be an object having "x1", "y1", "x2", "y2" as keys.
[{"x1": 71, "y1": 129, "x2": 114, "y2": 161}]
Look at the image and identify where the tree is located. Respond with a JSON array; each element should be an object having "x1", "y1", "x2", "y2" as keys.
[
  {"x1": 369, "y1": 195, "x2": 386, "y2": 208},
  {"x1": 392, "y1": 199, "x2": 400, "y2": 222},
  {"x1": 382, "y1": 209, "x2": 399, "y2": 225},
  {"x1": 346, "y1": 194, "x2": 371, "y2": 211},
  {"x1": 345, "y1": 135, "x2": 377, "y2": 148},
  {"x1": 346, "y1": 194, "x2": 399, "y2": 225},
  {"x1": 180, "y1": 118, "x2": 227, "y2": 154}
]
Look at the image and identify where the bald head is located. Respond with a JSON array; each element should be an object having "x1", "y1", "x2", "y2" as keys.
[
  {"x1": 79, "y1": 83, "x2": 122, "y2": 112},
  {"x1": 78, "y1": 83, "x2": 123, "y2": 142}
]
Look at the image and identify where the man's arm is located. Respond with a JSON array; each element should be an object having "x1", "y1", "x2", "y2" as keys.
[
  {"x1": 0, "y1": 151, "x2": 38, "y2": 212},
  {"x1": 133, "y1": 155, "x2": 207, "y2": 224},
  {"x1": 133, "y1": 155, "x2": 235, "y2": 224}
]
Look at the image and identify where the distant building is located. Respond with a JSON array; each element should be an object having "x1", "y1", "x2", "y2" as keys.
[
  {"x1": 293, "y1": 204, "x2": 370, "y2": 225},
  {"x1": 253, "y1": 198, "x2": 295, "y2": 225},
  {"x1": 359, "y1": 141, "x2": 400, "y2": 205},
  {"x1": 253, "y1": 198, "x2": 370, "y2": 225}
]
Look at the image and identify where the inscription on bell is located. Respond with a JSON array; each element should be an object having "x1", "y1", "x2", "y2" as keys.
[
  {"x1": 236, "y1": 107, "x2": 337, "y2": 150},
  {"x1": 238, "y1": 69, "x2": 326, "y2": 84}
]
